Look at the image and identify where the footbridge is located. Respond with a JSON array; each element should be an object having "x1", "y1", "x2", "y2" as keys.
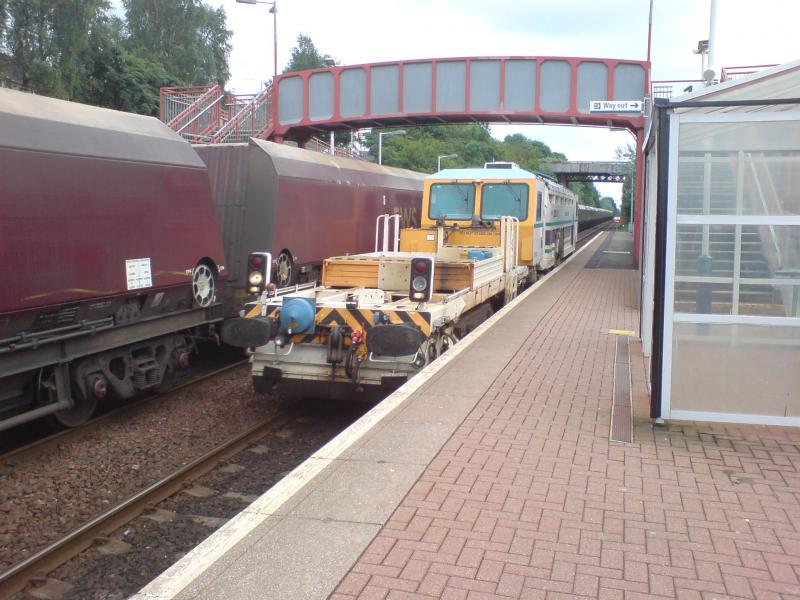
[{"x1": 161, "y1": 55, "x2": 649, "y2": 263}]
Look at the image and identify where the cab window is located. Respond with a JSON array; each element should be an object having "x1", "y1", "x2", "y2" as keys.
[
  {"x1": 480, "y1": 183, "x2": 529, "y2": 220},
  {"x1": 428, "y1": 183, "x2": 475, "y2": 220}
]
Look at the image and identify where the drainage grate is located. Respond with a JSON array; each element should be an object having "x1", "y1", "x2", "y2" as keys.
[{"x1": 610, "y1": 335, "x2": 633, "y2": 443}]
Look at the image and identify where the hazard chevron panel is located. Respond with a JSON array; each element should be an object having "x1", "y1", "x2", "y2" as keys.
[{"x1": 247, "y1": 304, "x2": 432, "y2": 344}]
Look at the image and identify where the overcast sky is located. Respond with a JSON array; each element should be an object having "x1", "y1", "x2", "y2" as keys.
[{"x1": 208, "y1": 0, "x2": 796, "y2": 201}]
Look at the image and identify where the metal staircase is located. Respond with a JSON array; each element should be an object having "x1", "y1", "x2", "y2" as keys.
[
  {"x1": 159, "y1": 83, "x2": 274, "y2": 144},
  {"x1": 160, "y1": 85, "x2": 226, "y2": 142}
]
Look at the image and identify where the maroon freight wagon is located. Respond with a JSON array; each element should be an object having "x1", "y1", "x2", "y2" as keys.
[
  {"x1": 0, "y1": 89, "x2": 226, "y2": 430},
  {"x1": 195, "y1": 139, "x2": 425, "y2": 304}
]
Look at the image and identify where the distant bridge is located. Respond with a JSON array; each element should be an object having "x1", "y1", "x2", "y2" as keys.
[{"x1": 542, "y1": 161, "x2": 632, "y2": 185}]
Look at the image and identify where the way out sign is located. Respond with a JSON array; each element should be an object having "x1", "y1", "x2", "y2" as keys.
[{"x1": 590, "y1": 100, "x2": 643, "y2": 113}]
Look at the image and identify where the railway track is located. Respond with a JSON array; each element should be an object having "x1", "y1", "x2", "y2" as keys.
[
  {"x1": 577, "y1": 219, "x2": 615, "y2": 246},
  {"x1": 0, "y1": 411, "x2": 294, "y2": 599},
  {"x1": 0, "y1": 354, "x2": 248, "y2": 459},
  {"x1": 1, "y1": 222, "x2": 615, "y2": 599}
]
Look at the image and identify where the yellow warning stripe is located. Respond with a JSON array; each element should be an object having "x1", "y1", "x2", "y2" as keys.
[
  {"x1": 408, "y1": 312, "x2": 430, "y2": 332},
  {"x1": 243, "y1": 304, "x2": 432, "y2": 339}
]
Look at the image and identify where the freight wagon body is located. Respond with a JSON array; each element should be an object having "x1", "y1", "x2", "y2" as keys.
[
  {"x1": 0, "y1": 88, "x2": 226, "y2": 430},
  {"x1": 195, "y1": 140, "x2": 425, "y2": 306}
]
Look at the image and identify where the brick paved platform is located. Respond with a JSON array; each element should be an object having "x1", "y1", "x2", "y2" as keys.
[
  {"x1": 136, "y1": 233, "x2": 800, "y2": 600},
  {"x1": 332, "y1": 242, "x2": 800, "y2": 599}
]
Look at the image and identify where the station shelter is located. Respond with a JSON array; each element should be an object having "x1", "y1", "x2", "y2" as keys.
[{"x1": 641, "y1": 60, "x2": 800, "y2": 426}]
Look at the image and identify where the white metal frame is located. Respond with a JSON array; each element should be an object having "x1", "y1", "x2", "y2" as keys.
[
  {"x1": 661, "y1": 111, "x2": 800, "y2": 424},
  {"x1": 375, "y1": 214, "x2": 401, "y2": 252}
]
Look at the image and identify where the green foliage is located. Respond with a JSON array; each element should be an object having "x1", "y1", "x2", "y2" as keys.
[
  {"x1": 84, "y1": 17, "x2": 178, "y2": 115},
  {"x1": 284, "y1": 33, "x2": 335, "y2": 72},
  {"x1": 0, "y1": 0, "x2": 231, "y2": 114},
  {"x1": 616, "y1": 143, "x2": 636, "y2": 225},
  {"x1": 123, "y1": 0, "x2": 231, "y2": 86},
  {"x1": 0, "y1": 0, "x2": 108, "y2": 98},
  {"x1": 367, "y1": 124, "x2": 602, "y2": 207},
  {"x1": 599, "y1": 196, "x2": 619, "y2": 214}
]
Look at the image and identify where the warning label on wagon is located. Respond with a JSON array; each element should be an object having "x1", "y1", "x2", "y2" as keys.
[{"x1": 126, "y1": 258, "x2": 152, "y2": 290}]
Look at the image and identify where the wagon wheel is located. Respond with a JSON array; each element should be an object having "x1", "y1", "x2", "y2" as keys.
[
  {"x1": 39, "y1": 368, "x2": 97, "y2": 429},
  {"x1": 192, "y1": 262, "x2": 216, "y2": 307},
  {"x1": 275, "y1": 251, "x2": 295, "y2": 287}
]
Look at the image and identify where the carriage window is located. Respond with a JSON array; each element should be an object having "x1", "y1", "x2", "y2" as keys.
[
  {"x1": 428, "y1": 183, "x2": 475, "y2": 220},
  {"x1": 480, "y1": 183, "x2": 529, "y2": 220},
  {"x1": 536, "y1": 191, "x2": 543, "y2": 221}
]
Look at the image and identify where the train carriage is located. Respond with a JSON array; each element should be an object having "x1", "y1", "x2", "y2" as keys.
[
  {"x1": 195, "y1": 140, "x2": 425, "y2": 301},
  {"x1": 0, "y1": 88, "x2": 228, "y2": 430},
  {"x1": 225, "y1": 162, "x2": 612, "y2": 399}
]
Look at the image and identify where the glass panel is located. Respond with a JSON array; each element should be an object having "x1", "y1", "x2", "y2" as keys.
[
  {"x1": 677, "y1": 121, "x2": 800, "y2": 215},
  {"x1": 576, "y1": 62, "x2": 607, "y2": 114},
  {"x1": 340, "y1": 68, "x2": 366, "y2": 117},
  {"x1": 308, "y1": 72, "x2": 333, "y2": 121},
  {"x1": 539, "y1": 61, "x2": 571, "y2": 112},
  {"x1": 277, "y1": 76, "x2": 303, "y2": 124},
  {"x1": 505, "y1": 60, "x2": 536, "y2": 111},
  {"x1": 614, "y1": 63, "x2": 645, "y2": 102},
  {"x1": 436, "y1": 61, "x2": 466, "y2": 112},
  {"x1": 480, "y1": 183, "x2": 529, "y2": 220},
  {"x1": 739, "y1": 225, "x2": 800, "y2": 317},
  {"x1": 469, "y1": 60, "x2": 500, "y2": 111},
  {"x1": 671, "y1": 323, "x2": 800, "y2": 416},
  {"x1": 403, "y1": 62, "x2": 432, "y2": 113},
  {"x1": 429, "y1": 183, "x2": 475, "y2": 220},
  {"x1": 674, "y1": 224, "x2": 734, "y2": 315},
  {"x1": 371, "y1": 65, "x2": 399, "y2": 115}
]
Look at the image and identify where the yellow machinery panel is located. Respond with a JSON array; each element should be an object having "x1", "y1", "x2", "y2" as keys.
[
  {"x1": 399, "y1": 229, "x2": 438, "y2": 253},
  {"x1": 322, "y1": 254, "x2": 480, "y2": 293},
  {"x1": 446, "y1": 229, "x2": 500, "y2": 247}
]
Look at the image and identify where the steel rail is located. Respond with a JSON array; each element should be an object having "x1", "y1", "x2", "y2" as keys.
[
  {"x1": 0, "y1": 409, "x2": 297, "y2": 599},
  {"x1": 0, "y1": 359, "x2": 248, "y2": 464}
]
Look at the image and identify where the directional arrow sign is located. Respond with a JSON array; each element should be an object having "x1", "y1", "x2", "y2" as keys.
[{"x1": 589, "y1": 100, "x2": 643, "y2": 113}]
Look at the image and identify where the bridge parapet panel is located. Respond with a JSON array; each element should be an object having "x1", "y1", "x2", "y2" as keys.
[{"x1": 270, "y1": 56, "x2": 649, "y2": 141}]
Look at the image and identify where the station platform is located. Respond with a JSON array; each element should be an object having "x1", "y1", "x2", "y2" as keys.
[{"x1": 134, "y1": 231, "x2": 800, "y2": 600}]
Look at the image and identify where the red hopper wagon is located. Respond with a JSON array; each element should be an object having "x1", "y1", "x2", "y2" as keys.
[{"x1": 0, "y1": 89, "x2": 226, "y2": 430}]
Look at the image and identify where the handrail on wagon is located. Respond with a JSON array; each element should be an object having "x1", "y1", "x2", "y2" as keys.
[{"x1": 375, "y1": 214, "x2": 401, "y2": 253}]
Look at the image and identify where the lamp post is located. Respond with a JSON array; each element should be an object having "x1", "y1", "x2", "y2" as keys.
[
  {"x1": 437, "y1": 153, "x2": 458, "y2": 171},
  {"x1": 378, "y1": 130, "x2": 406, "y2": 165},
  {"x1": 236, "y1": 0, "x2": 278, "y2": 78}
]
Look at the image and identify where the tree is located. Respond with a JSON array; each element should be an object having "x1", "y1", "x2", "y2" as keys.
[
  {"x1": 362, "y1": 124, "x2": 604, "y2": 207},
  {"x1": 83, "y1": 16, "x2": 178, "y2": 115},
  {"x1": 123, "y1": 0, "x2": 231, "y2": 86},
  {"x1": 616, "y1": 143, "x2": 636, "y2": 226},
  {"x1": 284, "y1": 33, "x2": 334, "y2": 73},
  {"x1": 0, "y1": 0, "x2": 108, "y2": 99},
  {"x1": 599, "y1": 196, "x2": 619, "y2": 214}
]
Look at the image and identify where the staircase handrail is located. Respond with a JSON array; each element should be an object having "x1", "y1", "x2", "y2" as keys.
[
  {"x1": 176, "y1": 92, "x2": 226, "y2": 134},
  {"x1": 164, "y1": 84, "x2": 222, "y2": 130},
  {"x1": 211, "y1": 84, "x2": 272, "y2": 144}
]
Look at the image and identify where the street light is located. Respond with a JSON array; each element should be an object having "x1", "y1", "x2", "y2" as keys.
[
  {"x1": 236, "y1": 0, "x2": 278, "y2": 78},
  {"x1": 378, "y1": 130, "x2": 406, "y2": 165},
  {"x1": 437, "y1": 153, "x2": 458, "y2": 171}
]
